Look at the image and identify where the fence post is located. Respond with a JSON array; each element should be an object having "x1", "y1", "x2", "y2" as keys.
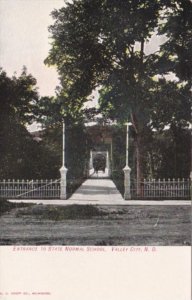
[
  {"x1": 89, "y1": 150, "x2": 93, "y2": 169},
  {"x1": 123, "y1": 166, "x2": 131, "y2": 200},
  {"x1": 60, "y1": 166, "x2": 68, "y2": 200},
  {"x1": 106, "y1": 151, "x2": 111, "y2": 177}
]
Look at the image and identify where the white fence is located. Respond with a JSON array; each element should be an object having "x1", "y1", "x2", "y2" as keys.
[
  {"x1": 0, "y1": 179, "x2": 60, "y2": 199},
  {"x1": 0, "y1": 178, "x2": 191, "y2": 200},
  {"x1": 131, "y1": 178, "x2": 191, "y2": 199}
]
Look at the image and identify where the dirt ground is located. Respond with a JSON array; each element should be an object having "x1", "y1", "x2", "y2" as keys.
[{"x1": 0, "y1": 204, "x2": 191, "y2": 246}]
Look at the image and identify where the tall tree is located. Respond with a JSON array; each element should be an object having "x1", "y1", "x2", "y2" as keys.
[
  {"x1": 46, "y1": 0, "x2": 191, "y2": 191},
  {"x1": 0, "y1": 68, "x2": 40, "y2": 178},
  {"x1": 46, "y1": 0, "x2": 164, "y2": 194},
  {"x1": 149, "y1": 0, "x2": 192, "y2": 178}
]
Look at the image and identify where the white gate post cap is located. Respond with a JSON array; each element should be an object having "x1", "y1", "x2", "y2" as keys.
[
  {"x1": 60, "y1": 166, "x2": 68, "y2": 172},
  {"x1": 123, "y1": 166, "x2": 131, "y2": 172}
]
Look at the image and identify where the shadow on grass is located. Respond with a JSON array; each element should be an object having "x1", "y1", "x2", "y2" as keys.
[
  {"x1": 16, "y1": 204, "x2": 108, "y2": 221},
  {"x1": 0, "y1": 198, "x2": 33, "y2": 216}
]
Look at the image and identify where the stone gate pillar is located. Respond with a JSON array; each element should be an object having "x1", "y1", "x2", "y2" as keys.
[
  {"x1": 60, "y1": 166, "x2": 68, "y2": 200},
  {"x1": 89, "y1": 150, "x2": 93, "y2": 169},
  {"x1": 123, "y1": 166, "x2": 131, "y2": 200},
  {"x1": 106, "y1": 151, "x2": 111, "y2": 177}
]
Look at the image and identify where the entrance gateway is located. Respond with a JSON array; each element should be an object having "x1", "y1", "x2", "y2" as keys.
[{"x1": 89, "y1": 150, "x2": 111, "y2": 177}]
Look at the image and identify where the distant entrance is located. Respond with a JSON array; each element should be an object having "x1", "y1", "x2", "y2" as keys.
[
  {"x1": 89, "y1": 150, "x2": 111, "y2": 177},
  {"x1": 93, "y1": 153, "x2": 106, "y2": 173}
]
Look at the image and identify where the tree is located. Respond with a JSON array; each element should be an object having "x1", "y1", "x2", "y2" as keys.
[
  {"x1": 0, "y1": 68, "x2": 41, "y2": 178},
  {"x1": 149, "y1": 0, "x2": 192, "y2": 179},
  {"x1": 46, "y1": 0, "x2": 191, "y2": 194},
  {"x1": 46, "y1": 0, "x2": 165, "y2": 194},
  {"x1": 0, "y1": 67, "x2": 39, "y2": 125}
]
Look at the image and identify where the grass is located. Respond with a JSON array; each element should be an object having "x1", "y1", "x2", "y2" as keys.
[
  {"x1": 0, "y1": 204, "x2": 190, "y2": 245},
  {"x1": 0, "y1": 198, "x2": 33, "y2": 216},
  {"x1": 16, "y1": 204, "x2": 107, "y2": 221}
]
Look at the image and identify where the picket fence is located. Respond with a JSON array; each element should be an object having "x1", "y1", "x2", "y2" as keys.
[
  {"x1": 0, "y1": 179, "x2": 60, "y2": 199},
  {"x1": 0, "y1": 178, "x2": 191, "y2": 200},
  {"x1": 131, "y1": 178, "x2": 191, "y2": 199}
]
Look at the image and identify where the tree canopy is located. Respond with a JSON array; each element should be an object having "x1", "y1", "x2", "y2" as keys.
[
  {"x1": 46, "y1": 0, "x2": 162, "y2": 117},
  {"x1": 46, "y1": 0, "x2": 191, "y2": 126},
  {"x1": 0, "y1": 67, "x2": 39, "y2": 125},
  {"x1": 0, "y1": 68, "x2": 46, "y2": 179},
  {"x1": 45, "y1": 0, "x2": 191, "y2": 188},
  {"x1": 157, "y1": 0, "x2": 192, "y2": 84}
]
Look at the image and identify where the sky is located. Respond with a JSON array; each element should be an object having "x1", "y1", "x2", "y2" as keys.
[
  {"x1": 0, "y1": 0, "x2": 167, "y2": 131},
  {"x1": 0, "y1": 0, "x2": 64, "y2": 97}
]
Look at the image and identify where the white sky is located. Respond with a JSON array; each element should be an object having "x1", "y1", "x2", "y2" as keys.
[
  {"x1": 0, "y1": 0, "x2": 64, "y2": 97},
  {"x1": 0, "y1": 0, "x2": 167, "y2": 98}
]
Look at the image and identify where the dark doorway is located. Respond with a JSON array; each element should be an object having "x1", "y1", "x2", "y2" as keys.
[{"x1": 93, "y1": 153, "x2": 106, "y2": 173}]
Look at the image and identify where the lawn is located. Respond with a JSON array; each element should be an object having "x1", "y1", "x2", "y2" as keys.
[{"x1": 0, "y1": 199, "x2": 191, "y2": 246}]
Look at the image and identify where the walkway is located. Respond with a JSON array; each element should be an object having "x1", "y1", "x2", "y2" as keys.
[
  {"x1": 68, "y1": 177, "x2": 123, "y2": 203},
  {"x1": 89, "y1": 168, "x2": 109, "y2": 178}
]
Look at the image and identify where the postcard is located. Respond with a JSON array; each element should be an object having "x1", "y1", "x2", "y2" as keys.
[{"x1": 0, "y1": 0, "x2": 191, "y2": 299}]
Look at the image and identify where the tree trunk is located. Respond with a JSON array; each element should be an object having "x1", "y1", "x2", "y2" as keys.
[
  {"x1": 131, "y1": 113, "x2": 143, "y2": 196},
  {"x1": 135, "y1": 134, "x2": 143, "y2": 196}
]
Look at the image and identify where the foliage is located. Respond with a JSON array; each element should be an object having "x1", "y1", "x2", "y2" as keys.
[
  {"x1": 0, "y1": 67, "x2": 39, "y2": 125},
  {"x1": 0, "y1": 68, "x2": 45, "y2": 179},
  {"x1": 0, "y1": 116, "x2": 61, "y2": 179},
  {"x1": 150, "y1": 79, "x2": 191, "y2": 130},
  {"x1": 34, "y1": 95, "x2": 85, "y2": 126},
  {"x1": 38, "y1": 122, "x2": 90, "y2": 185},
  {"x1": 147, "y1": 126, "x2": 191, "y2": 179},
  {"x1": 111, "y1": 123, "x2": 190, "y2": 184},
  {"x1": 0, "y1": 68, "x2": 91, "y2": 183},
  {"x1": 157, "y1": 0, "x2": 192, "y2": 84},
  {"x1": 46, "y1": 0, "x2": 162, "y2": 117}
]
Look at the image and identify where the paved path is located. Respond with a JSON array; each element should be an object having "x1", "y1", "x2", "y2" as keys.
[
  {"x1": 90, "y1": 169, "x2": 109, "y2": 179},
  {"x1": 68, "y1": 178, "x2": 123, "y2": 202}
]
